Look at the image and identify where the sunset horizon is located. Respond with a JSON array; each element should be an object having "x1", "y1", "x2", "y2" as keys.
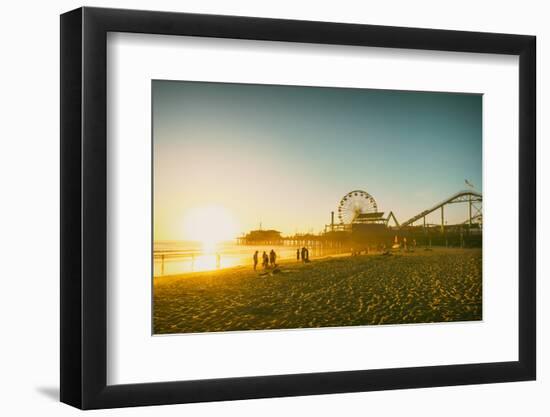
[{"x1": 153, "y1": 80, "x2": 482, "y2": 243}]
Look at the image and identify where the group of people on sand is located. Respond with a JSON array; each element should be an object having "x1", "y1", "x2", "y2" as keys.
[
  {"x1": 349, "y1": 238, "x2": 419, "y2": 257},
  {"x1": 253, "y1": 249, "x2": 278, "y2": 270},
  {"x1": 392, "y1": 236, "x2": 417, "y2": 252},
  {"x1": 252, "y1": 247, "x2": 311, "y2": 270},
  {"x1": 351, "y1": 245, "x2": 384, "y2": 256}
]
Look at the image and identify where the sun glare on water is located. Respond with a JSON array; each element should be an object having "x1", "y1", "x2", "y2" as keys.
[{"x1": 183, "y1": 205, "x2": 238, "y2": 252}]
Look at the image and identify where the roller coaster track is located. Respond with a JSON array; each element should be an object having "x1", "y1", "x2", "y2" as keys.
[{"x1": 400, "y1": 190, "x2": 482, "y2": 228}]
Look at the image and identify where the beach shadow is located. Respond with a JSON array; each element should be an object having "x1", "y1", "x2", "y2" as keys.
[{"x1": 36, "y1": 386, "x2": 59, "y2": 401}]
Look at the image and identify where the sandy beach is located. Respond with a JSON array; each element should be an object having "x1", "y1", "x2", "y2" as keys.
[{"x1": 153, "y1": 248, "x2": 482, "y2": 334}]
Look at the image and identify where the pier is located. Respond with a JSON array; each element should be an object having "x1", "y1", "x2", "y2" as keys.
[{"x1": 236, "y1": 189, "x2": 483, "y2": 249}]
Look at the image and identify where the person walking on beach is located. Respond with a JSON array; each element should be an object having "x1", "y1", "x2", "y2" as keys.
[
  {"x1": 305, "y1": 247, "x2": 310, "y2": 262},
  {"x1": 269, "y1": 249, "x2": 277, "y2": 267},
  {"x1": 296, "y1": 248, "x2": 300, "y2": 261},
  {"x1": 253, "y1": 251, "x2": 259, "y2": 270},
  {"x1": 262, "y1": 251, "x2": 269, "y2": 269},
  {"x1": 301, "y1": 247, "x2": 306, "y2": 263}
]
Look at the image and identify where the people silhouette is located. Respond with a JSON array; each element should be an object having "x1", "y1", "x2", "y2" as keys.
[
  {"x1": 269, "y1": 249, "x2": 276, "y2": 267},
  {"x1": 262, "y1": 251, "x2": 269, "y2": 269},
  {"x1": 296, "y1": 248, "x2": 300, "y2": 261},
  {"x1": 253, "y1": 251, "x2": 259, "y2": 270}
]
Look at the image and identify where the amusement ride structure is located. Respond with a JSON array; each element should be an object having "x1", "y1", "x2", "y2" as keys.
[
  {"x1": 322, "y1": 187, "x2": 482, "y2": 246},
  {"x1": 399, "y1": 190, "x2": 482, "y2": 231}
]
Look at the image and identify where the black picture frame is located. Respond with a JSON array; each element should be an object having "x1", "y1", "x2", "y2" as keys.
[{"x1": 60, "y1": 6, "x2": 536, "y2": 410}]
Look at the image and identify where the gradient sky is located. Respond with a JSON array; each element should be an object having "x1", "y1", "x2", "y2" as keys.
[{"x1": 153, "y1": 80, "x2": 482, "y2": 241}]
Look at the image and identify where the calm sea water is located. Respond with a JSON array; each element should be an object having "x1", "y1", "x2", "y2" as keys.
[{"x1": 153, "y1": 241, "x2": 339, "y2": 276}]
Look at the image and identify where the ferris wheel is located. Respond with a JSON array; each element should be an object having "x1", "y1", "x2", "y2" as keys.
[{"x1": 337, "y1": 190, "x2": 378, "y2": 224}]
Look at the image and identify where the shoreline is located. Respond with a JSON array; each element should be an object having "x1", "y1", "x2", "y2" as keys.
[
  {"x1": 153, "y1": 250, "x2": 354, "y2": 279},
  {"x1": 153, "y1": 246, "x2": 476, "y2": 279}
]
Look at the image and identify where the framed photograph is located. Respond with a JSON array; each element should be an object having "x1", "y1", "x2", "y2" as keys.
[{"x1": 60, "y1": 7, "x2": 536, "y2": 409}]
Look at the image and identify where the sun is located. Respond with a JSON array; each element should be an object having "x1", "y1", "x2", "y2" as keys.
[{"x1": 183, "y1": 205, "x2": 238, "y2": 252}]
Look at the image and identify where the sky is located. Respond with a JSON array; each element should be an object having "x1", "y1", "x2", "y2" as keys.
[{"x1": 153, "y1": 80, "x2": 482, "y2": 241}]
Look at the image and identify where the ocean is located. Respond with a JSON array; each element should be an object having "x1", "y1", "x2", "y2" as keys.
[{"x1": 154, "y1": 241, "x2": 307, "y2": 276}]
